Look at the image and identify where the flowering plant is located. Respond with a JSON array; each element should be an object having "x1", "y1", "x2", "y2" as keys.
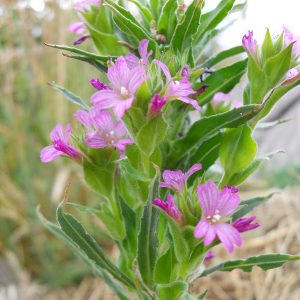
[{"x1": 38, "y1": 0, "x2": 300, "y2": 299}]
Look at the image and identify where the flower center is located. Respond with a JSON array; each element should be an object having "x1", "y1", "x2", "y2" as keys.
[
  {"x1": 105, "y1": 130, "x2": 116, "y2": 144},
  {"x1": 120, "y1": 86, "x2": 129, "y2": 98},
  {"x1": 206, "y1": 210, "x2": 221, "y2": 224},
  {"x1": 174, "y1": 80, "x2": 180, "y2": 85}
]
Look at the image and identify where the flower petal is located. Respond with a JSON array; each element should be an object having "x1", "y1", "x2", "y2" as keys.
[
  {"x1": 215, "y1": 223, "x2": 242, "y2": 253},
  {"x1": 90, "y1": 90, "x2": 121, "y2": 108},
  {"x1": 113, "y1": 138, "x2": 134, "y2": 151},
  {"x1": 185, "y1": 163, "x2": 202, "y2": 178},
  {"x1": 197, "y1": 180, "x2": 219, "y2": 217},
  {"x1": 85, "y1": 131, "x2": 107, "y2": 148},
  {"x1": 154, "y1": 60, "x2": 172, "y2": 81},
  {"x1": 40, "y1": 145, "x2": 63, "y2": 163},
  {"x1": 218, "y1": 186, "x2": 240, "y2": 217},
  {"x1": 194, "y1": 219, "x2": 210, "y2": 239}
]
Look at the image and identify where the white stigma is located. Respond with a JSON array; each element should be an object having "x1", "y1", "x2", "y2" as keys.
[
  {"x1": 120, "y1": 86, "x2": 129, "y2": 97},
  {"x1": 174, "y1": 80, "x2": 180, "y2": 85},
  {"x1": 110, "y1": 130, "x2": 115, "y2": 136}
]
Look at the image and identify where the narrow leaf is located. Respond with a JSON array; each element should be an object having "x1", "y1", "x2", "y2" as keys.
[
  {"x1": 48, "y1": 82, "x2": 89, "y2": 110},
  {"x1": 200, "y1": 253, "x2": 300, "y2": 277}
]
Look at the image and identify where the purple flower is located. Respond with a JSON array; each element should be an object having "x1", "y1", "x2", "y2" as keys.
[
  {"x1": 181, "y1": 65, "x2": 190, "y2": 80},
  {"x1": 89, "y1": 79, "x2": 111, "y2": 91},
  {"x1": 91, "y1": 57, "x2": 147, "y2": 117},
  {"x1": 68, "y1": 22, "x2": 86, "y2": 35},
  {"x1": 75, "y1": 108, "x2": 133, "y2": 151},
  {"x1": 194, "y1": 181, "x2": 242, "y2": 253},
  {"x1": 212, "y1": 92, "x2": 241, "y2": 108},
  {"x1": 73, "y1": 34, "x2": 90, "y2": 46},
  {"x1": 160, "y1": 163, "x2": 202, "y2": 192},
  {"x1": 242, "y1": 31, "x2": 257, "y2": 57},
  {"x1": 40, "y1": 124, "x2": 82, "y2": 163},
  {"x1": 287, "y1": 68, "x2": 299, "y2": 78},
  {"x1": 155, "y1": 60, "x2": 201, "y2": 111},
  {"x1": 204, "y1": 251, "x2": 215, "y2": 261},
  {"x1": 74, "y1": 0, "x2": 101, "y2": 11},
  {"x1": 232, "y1": 216, "x2": 260, "y2": 233},
  {"x1": 283, "y1": 26, "x2": 300, "y2": 55},
  {"x1": 153, "y1": 194, "x2": 182, "y2": 222},
  {"x1": 149, "y1": 94, "x2": 167, "y2": 116},
  {"x1": 124, "y1": 39, "x2": 153, "y2": 69}
]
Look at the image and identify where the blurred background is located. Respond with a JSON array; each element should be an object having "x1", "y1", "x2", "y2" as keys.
[{"x1": 0, "y1": 0, "x2": 299, "y2": 299}]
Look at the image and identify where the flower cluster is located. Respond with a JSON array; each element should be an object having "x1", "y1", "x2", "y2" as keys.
[
  {"x1": 41, "y1": 40, "x2": 200, "y2": 162},
  {"x1": 154, "y1": 168, "x2": 260, "y2": 254}
]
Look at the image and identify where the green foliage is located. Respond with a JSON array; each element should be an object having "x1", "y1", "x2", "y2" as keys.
[
  {"x1": 157, "y1": 281, "x2": 188, "y2": 300},
  {"x1": 201, "y1": 254, "x2": 300, "y2": 276}
]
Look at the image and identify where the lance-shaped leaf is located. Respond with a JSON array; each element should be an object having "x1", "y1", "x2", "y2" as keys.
[
  {"x1": 168, "y1": 104, "x2": 261, "y2": 165},
  {"x1": 137, "y1": 170, "x2": 160, "y2": 287},
  {"x1": 157, "y1": 0, "x2": 178, "y2": 43},
  {"x1": 105, "y1": 2, "x2": 156, "y2": 50},
  {"x1": 220, "y1": 124, "x2": 257, "y2": 185},
  {"x1": 194, "y1": 0, "x2": 235, "y2": 43},
  {"x1": 227, "y1": 150, "x2": 284, "y2": 186},
  {"x1": 188, "y1": 132, "x2": 223, "y2": 175},
  {"x1": 197, "y1": 59, "x2": 248, "y2": 106},
  {"x1": 200, "y1": 254, "x2": 300, "y2": 277},
  {"x1": 252, "y1": 73, "x2": 300, "y2": 126},
  {"x1": 157, "y1": 281, "x2": 188, "y2": 300},
  {"x1": 203, "y1": 45, "x2": 245, "y2": 67},
  {"x1": 136, "y1": 115, "x2": 168, "y2": 156},
  {"x1": 44, "y1": 43, "x2": 114, "y2": 63},
  {"x1": 231, "y1": 193, "x2": 275, "y2": 221},
  {"x1": 48, "y1": 82, "x2": 90, "y2": 110},
  {"x1": 56, "y1": 204, "x2": 135, "y2": 289},
  {"x1": 37, "y1": 208, "x2": 130, "y2": 300},
  {"x1": 171, "y1": 0, "x2": 204, "y2": 52}
]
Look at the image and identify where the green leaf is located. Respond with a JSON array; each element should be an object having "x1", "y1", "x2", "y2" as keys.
[
  {"x1": 105, "y1": 2, "x2": 155, "y2": 49},
  {"x1": 197, "y1": 59, "x2": 248, "y2": 106},
  {"x1": 149, "y1": 0, "x2": 162, "y2": 21},
  {"x1": 48, "y1": 82, "x2": 89, "y2": 110},
  {"x1": 87, "y1": 25, "x2": 127, "y2": 56},
  {"x1": 261, "y1": 29, "x2": 275, "y2": 63},
  {"x1": 136, "y1": 115, "x2": 168, "y2": 156},
  {"x1": 157, "y1": 0, "x2": 178, "y2": 42},
  {"x1": 189, "y1": 132, "x2": 223, "y2": 175},
  {"x1": 227, "y1": 150, "x2": 284, "y2": 186},
  {"x1": 128, "y1": 0, "x2": 152, "y2": 25},
  {"x1": 263, "y1": 44, "x2": 293, "y2": 88},
  {"x1": 83, "y1": 158, "x2": 114, "y2": 198},
  {"x1": 44, "y1": 43, "x2": 114, "y2": 63},
  {"x1": 220, "y1": 124, "x2": 257, "y2": 182},
  {"x1": 56, "y1": 204, "x2": 135, "y2": 289},
  {"x1": 200, "y1": 254, "x2": 300, "y2": 277},
  {"x1": 171, "y1": 0, "x2": 204, "y2": 52},
  {"x1": 159, "y1": 211, "x2": 189, "y2": 263},
  {"x1": 119, "y1": 195, "x2": 137, "y2": 264},
  {"x1": 194, "y1": 0, "x2": 235, "y2": 43},
  {"x1": 62, "y1": 53, "x2": 107, "y2": 72},
  {"x1": 252, "y1": 73, "x2": 300, "y2": 126},
  {"x1": 37, "y1": 208, "x2": 130, "y2": 300},
  {"x1": 154, "y1": 246, "x2": 179, "y2": 284},
  {"x1": 203, "y1": 46, "x2": 245, "y2": 67},
  {"x1": 231, "y1": 193, "x2": 275, "y2": 221},
  {"x1": 157, "y1": 281, "x2": 188, "y2": 300},
  {"x1": 168, "y1": 105, "x2": 261, "y2": 166},
  {"x1": 137, "y1": 172, "x2": 160, "y2": 287}
]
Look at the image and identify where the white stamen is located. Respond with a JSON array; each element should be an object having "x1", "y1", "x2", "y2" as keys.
[
  {"x1": 110, "y1": 130, "x2": 115, "y2": 136},
  {"x1": 174, "y1": 80, "x2": 180, "y2": 85},
  {"x1": 120, "y1": 86, "x2": 129, "y2": 97}
]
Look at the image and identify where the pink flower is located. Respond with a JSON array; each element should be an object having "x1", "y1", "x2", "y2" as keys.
[
  {"x1": 160, "y1": 163, "x2": 202, "y2": 192},
  {"x1": 149, "y1": 94, "x2": 167, "y2": 116},
  {"x1": 242, "y1": 31, "x2": 257, "y2": 57},
  {"x1": 153, "y1": 194, "x2": 182, "y2": 222},
  {"x1": 40, "y1": 124, "x2": 82, "y2": 163},
  {"x1": 232, "y1": 216, "x2": 260, "y2": 233},
  {"x1": 204, "y1": 251, "x2": 215, "y2": 261},
  {"x1": 68, "y1": 22, "x2": 86, "y2": 35},
  {"x1": 91, "y1": 57, "x2": 147, "y2": 117},
  {"x1": 74, "y1": 108, "x2": 133, "y2": 151},
  {"x1": 212, "y1": 92, "x2": 241, "y2": 108},
  {"x1": 283, "y1": 26, "x2": 300, "y2": 55},
  {"x1": 181, "y1": 65, "x2": 190, "y2": 80},
  {"x1": 155, "y1": 60, "x2": 201, "y2": 111},
  {"x1": 89, "y1": 79, "x2": 111, "y2": 91},
  {"x1": 124, "y1": 39, "x2": 153, "y2": 69},
  {"x1": 194, "y1": 181, "x2": 242, "y2": 253},
  {"x1": 287, "y1": 68, "x2": 299, "y2": 78},
  {"x1": 74, "y1": 0, "x2": 101, "y2": 11}
]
